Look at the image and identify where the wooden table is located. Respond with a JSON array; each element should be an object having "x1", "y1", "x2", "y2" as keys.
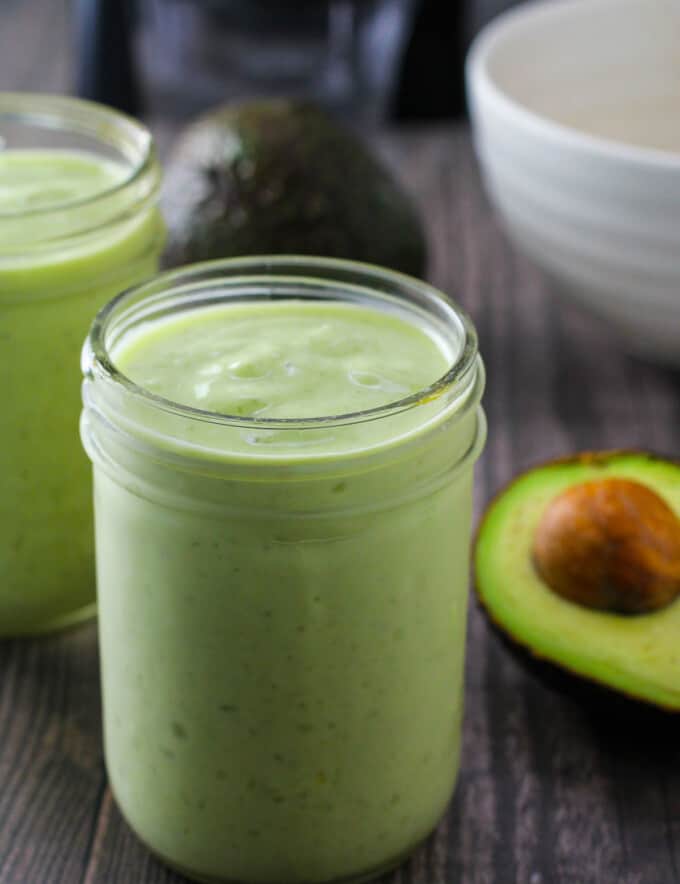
[{"x1": 2, "y1": 3, "x2": 680, "y2": 882}]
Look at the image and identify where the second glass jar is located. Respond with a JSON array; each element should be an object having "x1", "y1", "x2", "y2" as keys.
[{"x1": 0, "y1": 93, "x2": 163, "y2": 635}]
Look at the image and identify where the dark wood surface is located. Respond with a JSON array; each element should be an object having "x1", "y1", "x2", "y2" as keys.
[{"x1": 2, "y1": 2, "x2": 680, "y2": 882}]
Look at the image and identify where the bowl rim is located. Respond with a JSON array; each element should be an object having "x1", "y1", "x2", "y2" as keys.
[{"x1": 465, "y1": 0, "x2": 680, "y2": 171}]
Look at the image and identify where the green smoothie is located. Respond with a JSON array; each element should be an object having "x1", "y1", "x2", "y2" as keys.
[
  {"x1": 116, "y1": 300, "x2": 450, "y2": 439},
  {"x1": 1, "y1": 143, "x2": 162, "y2": 634},
  {"x1": 82, "y1": 261, "x2": 485, "y2": 884}
]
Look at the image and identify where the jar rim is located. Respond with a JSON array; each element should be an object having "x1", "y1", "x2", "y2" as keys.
[
  {"x1": 84, "y1": 255, "x2": 481, "y2": 430},
  {"x1": 0, "y1": 92, "x2": 157, "y2": 221}
]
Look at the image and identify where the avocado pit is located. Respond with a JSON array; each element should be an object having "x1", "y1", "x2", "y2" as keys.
[{"x1": 532, "y1": 478, "x2": 680, "y2": 614}]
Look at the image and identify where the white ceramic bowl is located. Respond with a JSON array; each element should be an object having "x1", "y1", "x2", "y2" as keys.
[{"x1": 466, "y1": 0, "x2": 680, "y2": 364}]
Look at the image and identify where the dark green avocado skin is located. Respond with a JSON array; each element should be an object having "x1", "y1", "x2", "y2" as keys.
[
  {"x1": 481, "y1": 608, "x2": 680, "y2": 729},
  {"x1": 162, "y1": 100, "x2": 427, "y2": 276}
]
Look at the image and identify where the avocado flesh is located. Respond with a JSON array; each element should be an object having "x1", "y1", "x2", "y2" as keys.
[
  {"x1": 475, "y1": 452, "x2": 680, "y2": 710},
  {"x1": 162, "y1": 99, "x2": 427, "y2": 276}
]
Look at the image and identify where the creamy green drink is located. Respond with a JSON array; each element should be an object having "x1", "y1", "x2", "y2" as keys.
[
  {"x1": 81, "y1": 257, "x2": 486, "y2": 884},
  {"x1": 0, "y1": 94, "x2": 163, "y2": 635}
]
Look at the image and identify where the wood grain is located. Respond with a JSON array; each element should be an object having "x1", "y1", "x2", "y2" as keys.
[{"x1": 1, "y1": 2, "x2": 680, "y2": 882}]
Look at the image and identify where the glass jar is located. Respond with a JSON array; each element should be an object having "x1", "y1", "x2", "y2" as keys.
[
  {"x1": 80, "y1": 256, "x2": 486, "y2": 884},
  {"x1": 0, "y1": 93, "x2": 164, "y2": 635}
]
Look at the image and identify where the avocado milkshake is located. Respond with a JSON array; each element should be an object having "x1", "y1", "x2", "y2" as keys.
[
  {"x1": 0, "y1": 94, "x2": 163, "y2": 634},
  {"x1": 81, "y1": 258, "x2": 486, "y2": 884}
]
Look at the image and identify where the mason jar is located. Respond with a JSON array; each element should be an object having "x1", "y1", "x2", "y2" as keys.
[
  {"x1": 0, "y1": 93, "x2": 164, "y2": 635},
  {"x1": 80, "y1": 256, "x2": 486, "y2": 884}
]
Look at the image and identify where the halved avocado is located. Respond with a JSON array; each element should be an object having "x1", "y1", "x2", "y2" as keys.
[{"x1": 475, "y1": 451, "x2": 680, "y2": 711}]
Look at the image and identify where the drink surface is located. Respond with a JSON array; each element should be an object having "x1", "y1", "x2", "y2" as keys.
[
  {"x1": 113, "y1": 299, "x2": 453, "y2": 447},
  {"x1": 0, "y1": 149, "x2": 127, "y2": 213}
]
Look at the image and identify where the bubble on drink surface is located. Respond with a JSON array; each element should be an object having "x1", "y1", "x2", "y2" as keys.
[
  {"x1": 228, "y1": 354, "x2": 276, "y2": 380},
  {"x1": 193, "y1": 381, "x2": 211, "y2": 401},
  {"x1": 348, "y1": 370, "x2": 409, "y2": 396},
  {"x1": 349, "y1": 370, "x2": 381, "y2": 389},
  {"x1": 197, "y1": 362, "x2": 224, "y2": 378}
]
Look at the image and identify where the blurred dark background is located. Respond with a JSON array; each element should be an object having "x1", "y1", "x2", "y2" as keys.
[{"x1": 74, "y1": 0, "x2": 525, "y2": 125}]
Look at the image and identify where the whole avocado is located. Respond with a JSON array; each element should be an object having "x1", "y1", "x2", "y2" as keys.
[{"x1": 162, "y1": 100, "x2": 427, "y2": 276}]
